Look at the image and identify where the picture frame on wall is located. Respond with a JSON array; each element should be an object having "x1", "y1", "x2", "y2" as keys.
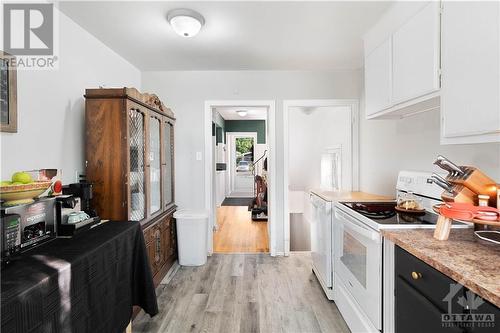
[{"x1": 1, "y1": 51, "x2": 17, "y2": 133}]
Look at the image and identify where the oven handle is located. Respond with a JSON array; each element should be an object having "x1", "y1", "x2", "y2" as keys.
[{"x1": 335, "y1": 208, "x2": 380, "y2": 242}]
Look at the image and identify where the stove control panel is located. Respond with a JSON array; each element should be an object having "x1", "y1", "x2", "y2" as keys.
[{"x1": 396, "y1": 171, "x2": 444, "y2": 202}]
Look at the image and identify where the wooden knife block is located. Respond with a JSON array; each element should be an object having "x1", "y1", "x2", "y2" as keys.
[
  {"x1": 440, "y1": 184, "x2": 477, "y2": 205},
  {"x1": 447, "y1": 166, "x2": 497, "y2": 206}
]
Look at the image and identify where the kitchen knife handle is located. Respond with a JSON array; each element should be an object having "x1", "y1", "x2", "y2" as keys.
[{"x1": 434, "y1": 155, "x2": 464, "y2": 176}]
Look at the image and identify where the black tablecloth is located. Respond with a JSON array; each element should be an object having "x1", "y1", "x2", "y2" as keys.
[{"x1": 1, "y1": 221, "x2": 158, "y2": 333}]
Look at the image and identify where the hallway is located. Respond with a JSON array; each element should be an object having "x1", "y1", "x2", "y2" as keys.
[{"x1": 213, "y1": 206, "x2": 269, "y2": 253}]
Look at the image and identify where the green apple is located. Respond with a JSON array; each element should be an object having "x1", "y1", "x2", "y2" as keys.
[
  {"x1": 11, "y1": 182, "x2": 23, "y2": 185},
  {"x1": 11, "y1": 172, "x2": 33, "y2": 184},
  {"x1": 0, "y1": 181, "x2": 12, "y2": 186}
]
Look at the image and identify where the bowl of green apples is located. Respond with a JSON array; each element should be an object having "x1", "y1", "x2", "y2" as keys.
[{"x1": 0, "y1": 172, "x2": 52, "y2": 206}]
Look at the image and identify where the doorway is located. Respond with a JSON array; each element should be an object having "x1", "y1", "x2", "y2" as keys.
[
  {"x1": 283, "y1": 100, "x2": 359, "y2": 255},
  {"x1": 227, "y1": 132, "x2": 257, "y2": 198},
  {"x1": 204, "y1": 100, "x2": 276, "y2": 255}
]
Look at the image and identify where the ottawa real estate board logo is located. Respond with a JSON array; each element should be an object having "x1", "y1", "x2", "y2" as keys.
[
  {"x1": 2, "y1": 2, "x2": 59, "y2": 70},
  {"x1": 442, "y1": 283, "x2": 495, "y2": 330}
]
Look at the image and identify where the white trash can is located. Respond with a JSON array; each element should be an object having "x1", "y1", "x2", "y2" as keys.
[{"x1": 173, "y1": 210, "x2": 208, "y2": 266}]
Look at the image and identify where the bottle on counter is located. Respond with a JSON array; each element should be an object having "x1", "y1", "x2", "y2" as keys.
[{"x1": 478, "y1": 195, "x2": 490, "y2": 207}]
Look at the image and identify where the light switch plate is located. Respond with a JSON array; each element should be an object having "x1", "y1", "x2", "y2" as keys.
[{"x1": 196, "y1": 152, "x2": 202, "y2": 161}]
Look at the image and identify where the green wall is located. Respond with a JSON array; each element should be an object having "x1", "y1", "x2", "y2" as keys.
[
  {"x1": 216, "y1": 126, "x2": 224, "y2": 144},
  {"x1": 213, "y1": 111, "x2": 226, "y2": 144},
  {"x1": 225, "y1": 120, "x2": 266, "y2": 144}
]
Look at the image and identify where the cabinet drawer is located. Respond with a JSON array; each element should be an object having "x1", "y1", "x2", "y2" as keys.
[
  {"x1": 396, "y1": 276, "x2": 463, "y2": 333},
  {"x1": 159, "y1": 215, "x2": 172, "y2": 230},
  {"x1": 395, "y1": 246, "x2": 458, "y2": 312}
]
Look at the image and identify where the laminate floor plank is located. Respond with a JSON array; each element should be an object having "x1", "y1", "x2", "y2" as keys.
[
  {"x1": 179, "y1": 293, "x2": 209, "y2": 333},
  {"x1": 132, "y1": 253, "x2": 350, "y2": 333}
]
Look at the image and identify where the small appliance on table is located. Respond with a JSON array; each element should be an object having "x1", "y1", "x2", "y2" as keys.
[
  {"x1": 0, "y1": 197, "x2": 57, "y2": 264},
  {"x1": 55, "y1": 195, "x2": 100, "y2": 237},
  {"x1": 331, "y1": 171, "x2": 471, "y2": 333}
]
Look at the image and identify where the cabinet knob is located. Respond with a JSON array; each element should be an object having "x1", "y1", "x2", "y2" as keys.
[{"x1": 411, "y1": 271, "x2": 422, "y2": 280}]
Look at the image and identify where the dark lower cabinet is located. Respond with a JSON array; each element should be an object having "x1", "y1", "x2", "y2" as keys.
[
  {"x1": 395, "y1": 246, "x2": 499, "y2": 333},
  {"x1": 143, "y1": 211, "x2": 177, "y2": 286}
]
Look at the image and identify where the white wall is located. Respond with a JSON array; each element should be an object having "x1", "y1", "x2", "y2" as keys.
[
  {"x1": 0, "y1": 10, "x2": 140, "y2": 183},
  {"x1": 254, "y1": 143, "x2": 267, "y2": 176},
  {"x1": 142, "y1": 70, "x2": 361, "y2": 254},
  {"x1": 288, "y1": 106, "x2": 352, "y2": 192}
]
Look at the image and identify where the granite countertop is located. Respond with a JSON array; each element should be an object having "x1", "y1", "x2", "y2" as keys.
[
  {"x1": 310, "y1": 190, "x2": 393, "y2": 202},
  {"x1": 382, "y1": 228, "x2": 500, "y2": 308}
]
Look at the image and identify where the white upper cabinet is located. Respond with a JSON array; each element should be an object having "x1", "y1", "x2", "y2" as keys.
[
  {"x1": 365, "y1": 38, "x2": 392, "y2": 117},
  {"x1": 364, "y1": 1, "x2": 441, "y2": 119},
  {"x1": 441, "y1": 1, "x2": 500, "y2": 144},
  {"x1": 392, "y1": 2, "x2": 441, "y2": 104}
]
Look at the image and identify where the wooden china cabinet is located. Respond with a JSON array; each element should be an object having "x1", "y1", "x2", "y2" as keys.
[{"x1": 84, "y1": 87, "x2": 176, "y2": 285}]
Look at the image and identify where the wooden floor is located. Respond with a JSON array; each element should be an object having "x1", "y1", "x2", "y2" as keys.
[
  {"x1": 213, "y1": 206, "x2": 269, "y2": 253},
  {"x1": 132, "y1": 253, "x2": 350, "y2": 333}
]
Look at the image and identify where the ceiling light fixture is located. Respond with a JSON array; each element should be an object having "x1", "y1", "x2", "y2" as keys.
[
  {"x1": 236, "y1": 110, "x2": 248, "y2": 117},
  {"x1": 167, "y1": 9, "x2": 205, "y2": 38}
]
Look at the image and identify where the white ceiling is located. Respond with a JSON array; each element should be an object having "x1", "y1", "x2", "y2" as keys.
[
  {"x1": 59, "y1": 1, "x2": 391, "y2": 71},
  {"x1": 215, "y1": 106, "x2": 267, "y2": 120}
]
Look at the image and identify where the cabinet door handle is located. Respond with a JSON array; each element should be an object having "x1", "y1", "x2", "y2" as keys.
[{"x1": 411, "y1": 271, "x2": 422, "y2": 280}]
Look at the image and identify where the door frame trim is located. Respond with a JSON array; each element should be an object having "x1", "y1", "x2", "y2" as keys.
[
  {"x1": 204, "y1": 100, "x2": 276, "y2": 255},
  {"x1": 283, "y1": 99, "x2": 360, "y2": 256}
]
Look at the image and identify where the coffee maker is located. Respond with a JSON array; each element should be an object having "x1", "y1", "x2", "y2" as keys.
[
  {"x1": 57, "y1": 181, "x2": 100, "y2": 236},
  {"x1": 62, "y1": 181, "x2": 96, "y2": 217}
]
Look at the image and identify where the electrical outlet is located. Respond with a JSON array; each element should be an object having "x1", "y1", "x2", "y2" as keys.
[{"x1": 75, "y1": 171, "x2": 84, "y2": 183}]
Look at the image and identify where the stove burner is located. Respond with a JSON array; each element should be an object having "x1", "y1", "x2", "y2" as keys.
[
  {"x1": 340, "y1": 201, "x2": 448, "y2": 226},
  {"x1": 350, "y1": 202, "x2": 397, "y2": 220}
]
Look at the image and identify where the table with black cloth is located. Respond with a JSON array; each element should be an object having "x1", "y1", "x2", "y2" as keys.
[{"x1": 1, "y1": 221, "x2": 158, "y2": 333}]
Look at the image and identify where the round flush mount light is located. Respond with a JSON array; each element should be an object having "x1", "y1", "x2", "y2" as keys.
[
  {"x1": 236, "y1": 110, "x2": 248, "y2": 117},
  {"x1": 167, "y1": 9, "x2": 205, "y2": 38}
]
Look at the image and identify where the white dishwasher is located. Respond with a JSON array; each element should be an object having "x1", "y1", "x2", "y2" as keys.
[{"x1": 310, "y1": 192, "x2": 335, "y2": 300}]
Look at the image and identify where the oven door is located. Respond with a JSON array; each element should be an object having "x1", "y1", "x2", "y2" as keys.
[{"x1": 334, "y1": 207, "x2": 383, "y2": 330}]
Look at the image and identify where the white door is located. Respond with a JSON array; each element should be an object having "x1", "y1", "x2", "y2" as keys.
[
  {"x1": 392, "y1": 2, "x2": 441, "y2": 103},
  {"x1": 365, "y1": 38, "x2": 392, "y2": 117},
  {"x1": 334, "y1": 208, "x2": 383, "y2": 330},
  {"x1": 227, "y1": 133, "x2": 257, "y2": 197},
  {"x1": 441, "y1": 1, "x2": 500, "y2": 144},
  {"x1": 310, "y1": 193, "x2": 333, "y2": 288}
]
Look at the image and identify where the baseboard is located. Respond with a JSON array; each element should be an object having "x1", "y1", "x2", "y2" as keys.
[{"x1": 160, "y1": 261, "x2": 180, "y2": 285}]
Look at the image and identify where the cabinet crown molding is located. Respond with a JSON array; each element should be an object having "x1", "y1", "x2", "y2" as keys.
[{"x1": 85, "y1": 87, "x2": 175, "y2": 119}]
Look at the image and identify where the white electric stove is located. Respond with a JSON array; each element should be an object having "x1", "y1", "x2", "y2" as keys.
[{"x1": 332, "y1": 171, "x2": 470, "y2": 333}]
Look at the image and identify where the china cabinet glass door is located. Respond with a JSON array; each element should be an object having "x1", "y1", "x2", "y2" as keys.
[
  {"x1": 129, "y1": 108, "x2": 146, "y2": 221},
  {"x1": 163, "y1": 119, "x2": 174, "y2": 208},
  {"x1": 149, "y1": 116, "x2": 162, "y2": 215}
]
